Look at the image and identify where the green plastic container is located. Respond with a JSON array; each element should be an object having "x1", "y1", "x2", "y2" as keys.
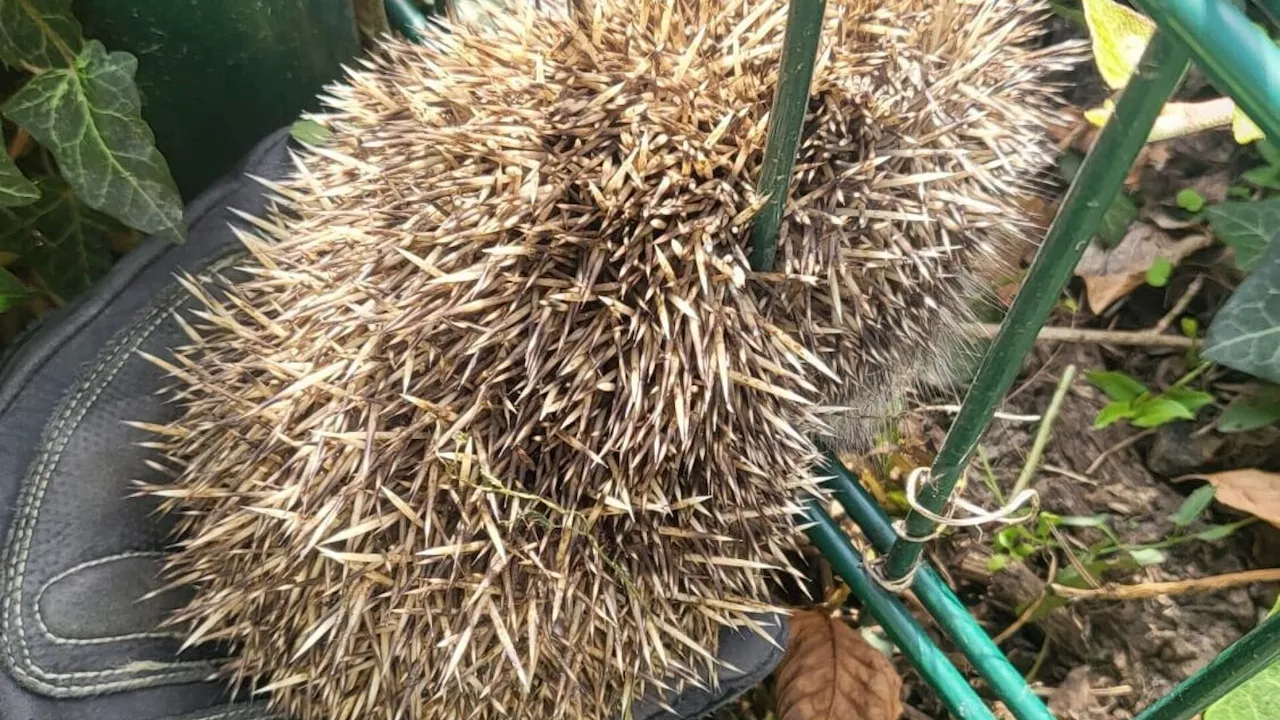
[{"x1": 74, "y1": 0, "x2": 361, "y2": 200}]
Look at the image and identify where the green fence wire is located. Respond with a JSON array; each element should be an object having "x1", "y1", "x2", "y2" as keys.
[
  {"x1": 880, "y1": 28, "x2": 1191, "y2": 584},
  {"x1": 384, "y1": 1, "x2": 1280, "y2": 718}
]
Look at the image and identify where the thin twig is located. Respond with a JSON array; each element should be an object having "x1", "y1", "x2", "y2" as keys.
[
  {"x1": 1049, "y1": 523, "x2": 1101, "y2": 589},
  {"x1": 1052, "y1": 568, "x2": 1280, "y2": 601},
  {"x1": 1011, "y1": 365, "x2": 1077, "y2": 498},
  {"x1": 993, "y1": 553, "x2": 1059, "y2": 645},
  {"x1": 964, "y1": 323, "x2": 1195, "y2": 349},
  {"x1": 1086, "y1": 428, "x2": 1158, "y2": 475},
  {"x1": 1041, "y1": 464, "x2": 1098, "y2": 486},
  {"x1": 1152, "y1": 275, "x2": 1205, "y2": 335}
]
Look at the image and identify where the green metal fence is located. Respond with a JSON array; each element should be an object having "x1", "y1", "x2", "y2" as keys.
[{"x1": 389, "y1": 1, "x2": 1280, "y2": 718}]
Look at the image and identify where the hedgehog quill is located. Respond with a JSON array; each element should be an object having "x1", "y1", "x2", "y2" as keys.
[{"x1": 137, "y1": 1, "x2": 1079, "y2": 719}]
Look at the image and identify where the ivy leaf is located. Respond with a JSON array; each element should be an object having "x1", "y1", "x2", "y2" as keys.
[
  {"x1": 0, "y1": 175, "x2": 114, "y2": 302},
  {"x1": 1130, "y1": 396, "x2": 1196, "y2": 427},
  {"x1": 1242, "y1": 165, "x2": 1280, "y2": 190},
  {"x1": 0, "y1": 0, "x2": 83, "y2": 69},
  {"x1": 2, "y1": 40, "x2": 184, "y2": 243},
  {"x1": 1082, "y1": 0, "x2": 1156, "y2": 90},
  {"x1": 1204, "y1": 237, "x2": 1280, "y2": 384},
  {"x1": 1204, "y1": 638, "x2": 1280, "y2": 719},
  {"x1": 1218, "y1": 386, "x2": 1280, "y2": 433},
  {"x1": 0, "y1": 265, "x2": 29, "y2": 311},
  {"x1": 1087, "y1": 370, "x2": 1148, "y2": 403},
  {"x1": 0, "y1": 150, "x2": 38, "y2": 207},
  {"x1": 1204, "y1": 197, "x2": 1280, "y2": 272}
]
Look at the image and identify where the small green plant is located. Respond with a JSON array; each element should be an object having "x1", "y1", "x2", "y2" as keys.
[
  {"x1": 1086, "y1": 367, "x2": 1215, "y2": 429},
  {"x1": 1, "y1": 0, "x2": 183, "y2": 340},
  {"x1": 985, "y1": 500, "x2": 1251, "y2": 579},
  {"x1": 1175, "y1": 188, "x2": 1206, "y2": 213}
]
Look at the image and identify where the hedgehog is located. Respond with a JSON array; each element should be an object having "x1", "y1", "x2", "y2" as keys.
[{"x1": 135, "y1": 1, "x2": 1079, "y2": 719}]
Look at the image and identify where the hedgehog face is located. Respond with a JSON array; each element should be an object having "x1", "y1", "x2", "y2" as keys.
[{"x1": 139, "y1": 2, "x2": 1077, "y2": 719}]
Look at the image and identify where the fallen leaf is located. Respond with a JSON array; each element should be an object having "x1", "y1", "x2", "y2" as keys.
[
  {"x1": 775, "y1": 610, "x2": 903, "y2": 720},
  {"x1": 1175, "y1": 470, "x2": 1280, "y2": 528},
  {"x1": 1075, "y1": 224, "x2": 1214, "y2": 312}
]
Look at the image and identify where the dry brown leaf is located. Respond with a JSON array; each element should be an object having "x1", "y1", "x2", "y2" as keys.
[
  {"x1": 1176, "y1": 470, "x2": 1280, "y2": 528},
  {"x1": 775, "y1": 610, "x2": 903, "y2": 720},
  {"x1": 1075, "y1": 224, "x2": 1214, "y2": 313}
]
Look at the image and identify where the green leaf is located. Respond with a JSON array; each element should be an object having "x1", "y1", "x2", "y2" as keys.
[
  {"x1": 0, "y1": 149, "x2": 37, "y2": 207},
  {"x1": 1204, "y1": 237, "x2": 1280, "y2": 384},
  {"x1": 1127, "y1": 547, "x2": 1167, "y2": 566},
  {"x1": 1087, "y1": 370, "x2": 1148, "y2": 403},
  {"x1": 1164, "y1": 386, "x2": 1215, "y2": 415},
  {"x1": 1013, "y1": 543, "x2": 1038, "y2": 558},
  {"x1": 1093, "y1": 400, "x2": 1135, "y2": 429},
  {"x1": 1195, "y1": 522, "x2": 1246, "y2": 542},
  {"x1": 1176, "y1": 188, "x2": 1206, "y2": 213},
  {"x1": 1218, "y1": 386, "x2": 1280, "y2": 432},
  {"x1": 1259, "y1": 140, "x2": 1280, "y2": 168},
  {"x1": 1147, "y1": 256, "x2": 1173, "y2": 287},
  {"x1": 290, "y1": 118, "x2": 333, "y2": 146},
  {"x1": 1168, "y1": 484, "x2": 1216, "y2": 527},
  {"x1": 995, "y1": 527, "x2": 1020, "y2": 551},
  {"x1": 2, "y1": 40, "x2": 184, "y2": 243},
  {"x1": 0, "y1": 265, "x2": 29, "y2": 311},
  {"x1": 1243, "y1": 165, "x2": 1280, "y2": 190},
  {"x1": 1204, "y1": 653, "x2": 1280, "y2": 719},
  {"x1": 1181, "y1": 317, "x2": 1200, "y2": 339},
  {"x1": 0, "y1": 0, "x2": 83, "y2": 69},
  {"x1": 1098, "y1": 192, "x2": 1138, "y2": 249},
  {"x1": 1131, "y1": 396, "x2": 1197, "y2": 427},
  {"x1": 986, "y1": 553, "x2": 1010, "y2": 573},
  {"x1": 0, "y1": 175, "x2": 115, "y2": 301},
  {"x1": 1204, "y1": 197, "x2": 1280, "y2": 272}
]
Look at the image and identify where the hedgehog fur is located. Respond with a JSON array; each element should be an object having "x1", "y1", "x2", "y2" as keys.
[{"x1": 137, "y1": 1, "x2": 1079, "y2": 719}]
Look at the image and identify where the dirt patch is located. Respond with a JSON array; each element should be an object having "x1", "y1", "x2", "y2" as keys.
[{"x1": 912, "y1": 343, "x2": 1280, "y2": 718}]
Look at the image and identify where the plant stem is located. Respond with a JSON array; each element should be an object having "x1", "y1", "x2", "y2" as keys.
[
  {"x1": 1054, "y1": 567, "x2": 1280, "y2": 601},
  {"x1": 1011, "y1": 364, "x2": 1077, "y2": 498}
]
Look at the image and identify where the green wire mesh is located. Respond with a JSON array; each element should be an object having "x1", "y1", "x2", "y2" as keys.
[{"x1": 385, "y1": 1, "x2": 1280, "y2": 718}]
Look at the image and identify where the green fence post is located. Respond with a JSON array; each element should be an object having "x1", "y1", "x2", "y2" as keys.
[
  {"x1": 386, "y1": 0, "x2": 434, "y2": 40},
  {"x1": 881, "y1": 28, "x2": 1192, "y2": 582},
  {"x1": 818, "y1": 453, "x2": 1055, "y2": 720},
  {"x1": 748, "y1": 0, "x2": 827, "y2": 272},
  {"x1": 1131, "y1": 0, "x2": 1280, "y2": 141},
  {"x1": 1133, "y1": 611, "x2": 1280, "y2": 720},
  {"x1": 805, "y1": 502, "x2": 998, "y2": 720}
]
